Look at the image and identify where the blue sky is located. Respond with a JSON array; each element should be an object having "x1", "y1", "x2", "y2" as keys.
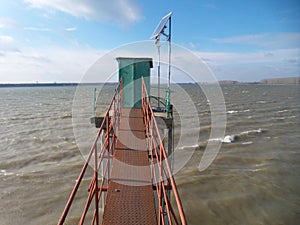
[{"x1": 0, "y1": 0, "x2": 299, "y2": 83}]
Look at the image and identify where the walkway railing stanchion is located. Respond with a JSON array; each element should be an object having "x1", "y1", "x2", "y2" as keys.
[
  {"x1": 57, "y1": 81, "x2": 122, "y2": 225},
  {"x1": 142, "y1": 77, "x2": 187, "y2": 225}
]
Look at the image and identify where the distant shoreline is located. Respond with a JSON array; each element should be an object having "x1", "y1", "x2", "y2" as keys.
[
  {"x1": 215, "y1": 76, "x2": 299, "y2": 85},
  {"x1": 0, "y1": 83, "x2": 78, "y2": 88},
  {"x1": 0, "y1": 77, "x2": 298, "y2": 88},
  {"x1": 0, "y1": 83, "x2": 118, "y2": 88}
]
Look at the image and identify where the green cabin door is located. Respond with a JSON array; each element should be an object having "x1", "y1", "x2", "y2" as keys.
[
  {"x1": 117, "y1": 57, "x2": 152, "y2": 108},
  {"x1": 120, "y1": 62, "x2": 134, "y2": 107}
]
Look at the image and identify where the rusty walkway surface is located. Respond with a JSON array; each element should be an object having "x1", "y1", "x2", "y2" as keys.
[
  {"x1": 101, "y1": 108, "x2": 157, "y2": 225},
  {"x1": 57, "y1": 80, "x2": 186, "y2": 225}
]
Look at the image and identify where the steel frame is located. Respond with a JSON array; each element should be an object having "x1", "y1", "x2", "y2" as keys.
[
  {"x1": 58, "y1": 78, "x2": 186, "y2": 225},
  {"x1": 142, "y1": 77, "x2": 187, "y2": 225},
  {"x1": 57, "y1": 81, "x2": 122, "y2": 225}
]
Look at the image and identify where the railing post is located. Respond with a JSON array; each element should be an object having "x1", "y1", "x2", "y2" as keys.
[
  {"x1": 57, "y1": 81, "x2": 122, "y2": 225},
  {"x1": 106, "y1": 114, "x2": 110, "y2": 181},
  {"x1": 93, "y1": 88, "x2": 97, "y2": 116},
  {"x1": 141, "y1": 77, "x2": 187, "y2": 225},
  {"x1": 94, "y1": 144, "x2": 99, "y2": 225}
]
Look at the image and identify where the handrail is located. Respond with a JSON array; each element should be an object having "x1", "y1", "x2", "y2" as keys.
[
  {"x1": 58, "y1": 77, "x2": 186, "y2": 225},
  {"x1": 57, "y1": 81, "x2": 122, "y2": 225},
  {"x1": 142, "y1": 77, "x2": 187, "y2": 225}
]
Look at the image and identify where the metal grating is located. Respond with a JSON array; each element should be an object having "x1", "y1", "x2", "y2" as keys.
[{"x1": 101, "y1": 108, "x2": 157, "y2": 225}]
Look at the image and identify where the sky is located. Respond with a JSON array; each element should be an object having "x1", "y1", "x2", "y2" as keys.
[{"x1": 0, "y1": 0, "x2": 299, "y2": 83}]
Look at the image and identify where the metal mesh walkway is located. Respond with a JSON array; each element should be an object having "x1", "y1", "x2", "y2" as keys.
[
  {"x1": 101, "y1": 108, "x2": 157, "y2": 225},
  {"x1": 57, "y1": 81, "x2": 186, "y2": 225}
]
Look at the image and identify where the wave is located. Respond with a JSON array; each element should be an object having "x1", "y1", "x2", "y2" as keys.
[
  {"x1": 240, "y1": 128, "x2": 263, "y2": 136},
  {"x1": 257, "y1": 100, "x2": 267, "y2": 104},
  {"x1": 277, "y1": 109, "x2": 289, "y2": 113},
  {"x1": 176, "y1": 128, "x2": 264, "y2": 151},
  {"x1": 227, "y1": 109, "x2": 251, "y2": 114},
  {"x1": 242, "y1": 141, "x2": 253, "y2": 145},
  {"x1": 60, "y1": 113, "x2": 72, "y2": 119},
  {"x1": 223, "y1": 135, "x2": 235, "y2": 143},
  {"x1": 209, "y1": 135, "x2": 235, "y2": 143},
  {"x1": 0, "y1": 169, "x2": 22, "y2": 177},
  {"x1": 176, "y1": 144, "x2": 199, "y2": 150},
  {"x1": 227, "y1": 110, "x2": 239, "y2": 114},
  {"x1": 209, "y1": 128, "x2": 264, "y2": 144}
]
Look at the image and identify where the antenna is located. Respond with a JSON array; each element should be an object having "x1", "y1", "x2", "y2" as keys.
[{"x1": 150, "y1": 12, "x2": 172, "y2": 116}]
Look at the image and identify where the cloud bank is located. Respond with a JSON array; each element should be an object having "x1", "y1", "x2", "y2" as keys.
[
  {"x1": 23, "y1": 0, "x2": 142, "y2": 26},
  {"x1": 0, "y1": 44, "x2": 104, "y2": 83},
  {"x1": 1, "y1": 39, "x2": 298, "y2": 83},
  {"x1": 213, "y1": 32, "x2": 300, "y2": 49}
]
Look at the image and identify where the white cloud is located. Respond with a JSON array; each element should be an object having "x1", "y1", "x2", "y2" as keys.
[
  {"x1": 0, "y1": 17, "x2": 74, "y2": 34},
  {"x1": 0, "y1": 35, "x2": 14, "y2": 44},
  {"x1": 0, "y1": 18, "x2": 19, "y2": 29},
  {"x1": 65, "y1": 27, "x2": 77, "y2": 32},
  {"x1": 23, "y1": 0, "x2": 142, "y2": 26},
  {"x1": 203, "y1": 32, "x2": 300, "y2": 80},
  {"x1": 24, "y1": 27, "x2": 52, "y2": 31},
  {"x1": 0, "y1": 35, "x2": 20, "y2": 53},
  {"x1": 0, "y1": 39, "x2": 298, "y2": 83},
  {"x1": 197, "y1": 48, "x2": 300, "y2": 81},
  {"x1": 213, "y1": 32, "x2": 300, "y2": 49},
  {"x1": 0, "y1": 46, "x2": 105, "y2": 83},
  {"x1": 198, "y1": 48, "x2": 300, "y2": 65}
]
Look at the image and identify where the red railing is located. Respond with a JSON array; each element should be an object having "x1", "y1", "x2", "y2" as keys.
[
  {"x1": 142, "y1": 78, "x2": 187, "y2": 225},
  {"x1": 58, "y1": 78, "x2": 186, "y2": 225},
  {"x1": 57, "y1": 81, "x2": 122, "y2": 225}
]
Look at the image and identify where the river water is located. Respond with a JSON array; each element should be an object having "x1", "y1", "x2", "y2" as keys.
[{"x1": 0, "y1": 84, "x2": 299, "y2": 225}]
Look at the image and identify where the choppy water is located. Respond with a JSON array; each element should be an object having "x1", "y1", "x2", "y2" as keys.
[{"x1": 0, "y1": 84, "x2": 299, "y2": 225}]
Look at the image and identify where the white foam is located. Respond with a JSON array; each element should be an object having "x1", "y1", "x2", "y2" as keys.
[
  {"x1": 277, "y1": 109, "x2": 288, "y2": 113},
  {"x1": 61, "y1": 113, "x2": 72, "y2": 119},
  {"x1": 257, "y1": 101, "x2": 266, "y2": 104},
  {"x1": 176, "y1": 144, "x2": 199, "y2": 150},
  {"x1": 242, "y1": 141, "x2": 253, "y2": 145},
  {"x1": 209, "y1": 138, "x2": 223, "y2": 142},
  {"x1": 209, "y1": 135, "x2": 235, "y2": 143},
  {"x1": 222, "y1": 135, "x2": 235, "y2": 143},
  {"x1": 240, "y1": 128, "x2": 262, "y2": 135},
  {"x1": 209, "y1": 128, "x2": 264, "y2": 145},
  {"x1": 227, "y1": 110, "x2": 238, "y2": 114},
  {"x1": 227, "y1": 109, "x2": 250, "y2": 114},
  {"x1": 1, "y1": 170, "x2": 14, "y2": 176},
  {"x1": 288, "y1": 115, "x2": 297, "y2": 119}
]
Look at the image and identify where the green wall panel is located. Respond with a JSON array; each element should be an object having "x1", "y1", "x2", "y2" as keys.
[{"x1": 116, "y1": 57, "x2": 152, "y2": 108}]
